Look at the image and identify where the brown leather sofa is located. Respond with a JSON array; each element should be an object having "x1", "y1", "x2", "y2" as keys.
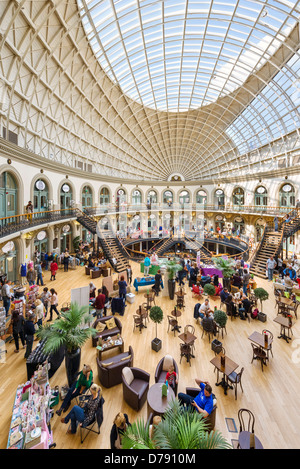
[
  {"x1": 97, "y1": 346, "x2": 134, "y2": 388},
  {"x1": 122, "y1": 366, "x2": 150, "y2": 411},
  {"x1": 154, "y1": 355, "x2": 179, "y2": 396},
  {"x1": 185, "y1": 387, "x2": 217, "y2": 432},
  {"x1": 92, "y1": 315, "x2": 122, "y2": 347}
]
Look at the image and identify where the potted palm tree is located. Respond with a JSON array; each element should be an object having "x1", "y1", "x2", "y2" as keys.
[
  {"x1": 121, "y1": 399, "x2": 231, "y2": 449},
  {"x1": 166, "y1": 258, "x2": 182, "y2": 300},
  {"x1": 149, "y1": 306, "x2": 163, "y2": 352},
  {"x1": 36, "y1": 302, "x2": 96, "y2": 386},
  {"x1": 212, "y1": 257, "x2": 235, "y2": 290}
]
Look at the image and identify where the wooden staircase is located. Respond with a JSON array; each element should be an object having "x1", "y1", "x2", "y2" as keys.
[
  {"x1": 76, "y1": 211, "x2": 130, "y2": 273},
  {"x1": 250, "y1": 229, "x2": 284, "y2": 279}
]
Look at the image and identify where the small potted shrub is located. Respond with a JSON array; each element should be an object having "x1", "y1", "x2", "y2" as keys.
[
  {"x1": 149, "y1": 306, "x2": 163, "y2": 352},
  {"x1": 254, "y1": 287, "x2": 269, "y2": 313},
  {"x1": 213, "y1": 309, "x2": 228, "y2": 328},
  {"x1": 203, "y1": 283, "x2": 216, "y2": 298}
]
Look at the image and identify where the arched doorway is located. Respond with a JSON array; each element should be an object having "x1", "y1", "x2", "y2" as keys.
[
  {"x1": 279, "y1": 183, "x2": 295, "y2": 208},
  {"x1": 34, "y1": 179, "x2": 49, "y2": 213},
  {"x1": 196, "y1": 190, "x2": 207, "y2": 206},
  {"x1": 233, "y1": 216, "x2": 245, "y2": 235},
  {"x1": 132, "y1": 189, "x2": 142, "y2": 206},
  {"x1": 254, "y1": 186, "x2": 268, "y2": 208},
  {"x1": 179, "y1": 190, "x2": 190, "y2": 206},
  {"x1": 82, "y1": 185, "x2": 93, "y2": 209},
  {"x1": 0, "y1": 240, "x2": 17, "y2": 282},
  {"x1": 147, "y1": 190, "x2": 158, "y2": 205},
  {"x1": 214, "y1": 189, "x2": 225, "y2": 210},
  {"x1": 163, "y1": 190, "x2": 173, "y2": 206},
  {"x1": 100, "y1": 187, "x2": 110, "y2": 206},
  {"x1": 60, "y1": 183, "x2": 73, "y2": 211},
  {"x1": 0, "y1": 172, "x2": 18, "y2": 218},
  {"x1": 233, "y1": 187, "x2": 245, "y2": 208}
]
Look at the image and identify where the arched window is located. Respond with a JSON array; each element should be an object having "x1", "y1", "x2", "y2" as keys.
[
  {"x1": 233, "y1": 187, "x2": 244, "y2": 206},
  {"x1": 179, "y1": 190, "x2": 190, "y2": 206},
  {"x1": 254, "y1": 186, "x2": 268, "y2": 206},
  {"x1": 116, "y1": 188, "x2": 127, "y2": 206},
  {"x1": 0, "y1": 172, "x2": 18, "y2": 218},
  {"x1": 132, "y1": 189, "x2": 142, "y2": 205},
  {"x1": 60, "y1": 183, "x2": 73, "y2": 210},
  {"x1": 214, "y1": 189, "x2": 225, "y2": 209},
  {"x1": 279, "y1": 184, "x2": 295, "y2": 207},
  {"x1": 100, "y1": 187, "x2": 110, "y2": 205},
  {"x1": 147, "y1": 190, "x2": 158, "y2": 205},
  {"x1": 163, "y1": 190, "x2": 173, "y2": 205},
  {"x1": 82, "y1": 185, "x2": 93, "y2": 208},
  {"x1": 196, "y1": 190, "x2": 207, "y2": 206},
  {"x1": 233, "y1": 216, "x2": 245, "y2": 235},
  {"x1": 34, "y1": 179, "x2": 49, "y2": 212}
]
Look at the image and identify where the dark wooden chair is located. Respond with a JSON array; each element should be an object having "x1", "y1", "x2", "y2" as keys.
[
  {"x1": 226, "y1": 367, "x2": 244, "y2": 400},
  {"x1": 237, "y1": 408, "x2": 256, "y2": 449},
  {"x1": 251, "y1": 343, "x2": 267, "y2": 371},
  {"x1": 133, "y1": 315, "x2": 143, "y2": 333},
  {"x1": 262, "y1": 329, "x2": 273, "y2": 359},
  {"x1": 167, "y1": 315, "x2": 178, "y2": 336},
  {"x1": 180, "y1": 343, "x2": 192, "y2": 366}
]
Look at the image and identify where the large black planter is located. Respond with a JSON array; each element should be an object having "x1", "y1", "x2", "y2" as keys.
[
  {"x1": 168, "y1": 279, "x2": 176, "y2": 300},
  {"x1": 151, "y1": 338, "x2": 162, "y2": 352},
  {"x1": 65, "y1": 348, "x2": 81, "y2": 387}
]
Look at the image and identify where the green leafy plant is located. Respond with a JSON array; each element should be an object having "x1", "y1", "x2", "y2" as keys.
[
  {"x1": 254, "y1": 287, "x2": 269, "y2": 312},
  {"x1": 36, "y1": 302, "x2": 96, "y2": 354},
  {"x1": 122, "y1": 399, "x2": 231, "y2": 450},
  {"x1": 213, "y1": 309, "x2": 228, "y2": 328},
  {"x1": 166, "y1": 258, "x2": 182, "y2": 280},
  {"x1": 149, "y1": 306, "x2": 163, "y2": 340},
  {"x1": 212, "y1": 257, "x2": 235, "y2": 278},
  {"x1": 73, "y1": 235, "x2": 81, "y2": 252},
  {"x1": 203, "y1": 283, "x2": 216, "y2": 297}
]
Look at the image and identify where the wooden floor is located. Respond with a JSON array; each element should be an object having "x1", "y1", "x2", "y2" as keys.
[{"x1": 1, "y1": 262, "x2": 300, "y2": 450}]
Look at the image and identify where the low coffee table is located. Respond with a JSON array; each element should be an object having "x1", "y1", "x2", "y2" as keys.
[
  {"x1": 147, "y1": 383, "x2": 175, "y2": 418},
  {"x1": 97, "y1": 335, "x2": 124, "y2": 360}
]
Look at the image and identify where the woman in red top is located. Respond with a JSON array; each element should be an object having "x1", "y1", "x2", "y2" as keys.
[{"x1": 50, "y1": 260, "x2": 58, "y2": 281}]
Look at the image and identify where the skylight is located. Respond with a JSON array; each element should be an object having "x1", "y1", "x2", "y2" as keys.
[{"x1": 78, "y1": 0, "x2": 298, "y2": 112}]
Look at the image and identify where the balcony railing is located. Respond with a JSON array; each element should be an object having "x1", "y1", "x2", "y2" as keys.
[{"x1": 0, "y1": 208, "x2": 77, "y2": 238}]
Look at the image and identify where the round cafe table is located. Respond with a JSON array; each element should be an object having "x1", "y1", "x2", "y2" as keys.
[
  {"x1": 147, "y1": 383, "x2": 175, "y2": 418},
  {"x1": 238, "y1": 431, "x2": 264, "y2": 449}
]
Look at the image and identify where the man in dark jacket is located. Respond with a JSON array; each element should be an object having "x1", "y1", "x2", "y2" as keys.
[{"x1": 24, "y1": 314, "x2": 35, "y2": 359}]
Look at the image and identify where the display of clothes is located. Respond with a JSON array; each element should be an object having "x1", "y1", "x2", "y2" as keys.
[{"x1": 20, "y1": 263, "x2": 27, "y2": 285}]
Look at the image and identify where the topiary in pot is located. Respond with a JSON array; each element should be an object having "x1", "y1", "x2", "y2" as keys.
[
  {"x1": 213, "y1": 309, "x2": 228, "y2": 328},
  {"x1": 203, "y1": 283, "x2": 216, "y2": 297},
  {"x1": 254, "y1": 287, "x2": 269, "y2": 313},
  {"x1": 149, "y1": 306, "x2": 164, "y2": 352}
]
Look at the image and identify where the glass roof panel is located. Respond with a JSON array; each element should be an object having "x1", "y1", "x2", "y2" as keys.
[{"x1": 78, "y1": 0, "x2": 299, "y2": 112}]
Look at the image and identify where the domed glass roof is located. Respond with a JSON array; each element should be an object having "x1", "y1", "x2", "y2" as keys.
[{"x1": 78, "y1": 0, "x2": 298, "y2": 112}]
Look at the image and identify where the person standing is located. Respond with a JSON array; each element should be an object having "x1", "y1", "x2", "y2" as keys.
[
  {"x1": 40, "y1": 287, "x2": 51, "y2": 319},
  {"x1": 2, "y1": 279, "x2": 12, "y2": 317},
  {"x1": 35, "y1": 262, "x2": 44, "y2": 286},
  {"x1": 63, "y1": 250, "x2": 70, "y2": 272},
  {"x1": 26, "y1": 267, "x2": 36, "y2": 286},
  {"x1": 144, "y1": 256, "x2": 151, "y2": 276},
  {"x1": 153, "y1": 269, "x2": 162, "y2": 296},
  {"x1": 94, "y1": 288, "x2": 106, "y2": 318},
  {"x1": 50, "y1": 259, "x2": 58, "y2": 281},
  {"x1": 242, "y1": 269, "x2": 250, "y2": 296},
  {"x1": 47, "y1": 288, "x2": 60, "y2": 322},
  {"x1": 11, "y1": 311, "x2": 25, "y2": 353},
  {"x1": 266, "y1": 256, "x2": 277, "y2": 282},
  {"x1": 274, "y1": 215, "x2": 279, "y2": 232},
  {"x1": 25, "y1": 200, "x2": 33, "y2": 222},
  {"x1": 24, "y1": 314, "x2": 35, "y2": 359},
  {"x1": 34, "y1": 299, "x2": 44, "y2": 328},
  {"x1": 118, "y1": 276, "x2": 127, "y2": 301}
]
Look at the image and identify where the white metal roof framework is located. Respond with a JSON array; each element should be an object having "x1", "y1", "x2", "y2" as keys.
[{"x1": 0, "y1": 0, "x2": 300, "y2": 181}]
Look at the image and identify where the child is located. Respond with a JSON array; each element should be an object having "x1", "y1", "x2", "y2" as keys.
[
  {"x1": 166, "y1": 365, "x2": 178, "y2": 392},
  {"x1": 50, "y1": 260, "x2": 58, "y2": 281}
]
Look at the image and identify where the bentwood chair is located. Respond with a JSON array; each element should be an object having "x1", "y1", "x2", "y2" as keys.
[
  {"x1": 226, "y1": 367, "x2": 244, "y2": 400},
  {"x1": 251, "y1": 343, "x2": 267, "y2": 371}
]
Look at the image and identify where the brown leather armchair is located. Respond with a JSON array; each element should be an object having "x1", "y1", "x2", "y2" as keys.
[
  {"x1": 122, "y1": 367, "x2": 150, "y2": 411},
  {"x1": 154, "y1": 355, "x2": 179, "y2": 396},
  {"x1": 92, "y1": 315, "x2": 122, "y2": 347},
  {"x1": 185, "y1": 387, "x2": 217, "y2": 432},
  {"x1": 97, "y1": 346, "x2": 134, "y2": 388}
]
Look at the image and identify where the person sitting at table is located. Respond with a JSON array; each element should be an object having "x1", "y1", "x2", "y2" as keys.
[
  {"x1": 56, "y1": 364, "x2": 93, "y2": 416},
  {"x1": 165, "y1": 364, "x2": 178, "y2": 392},
  {"x1": 225, "y1": 295, "x2": 238, "y2": 318},
  {"x1": 231, "y1": 271, "x2": 242, "y2": 288},
  {"x1": 201, "y1": 311, "x2": 217, "y2": 335},
  {"x1": 178, "y1": 379, "x2": 214, "y2": 418},
  {"x1": 283, "y1": 266, "x2": 297, "y2": 281},
  {"x1": 239, "y1": 294, "x2": 251, "y2": 319},
  {"x1": 220, "y1": 287, "x2": 229, "y2": 304},
  {"x1": 199, "y1": 298, "x2": 213, "y2": 319},
  {"x1": 284, "y1": 274, "x2": 295, "y2": 293}
]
